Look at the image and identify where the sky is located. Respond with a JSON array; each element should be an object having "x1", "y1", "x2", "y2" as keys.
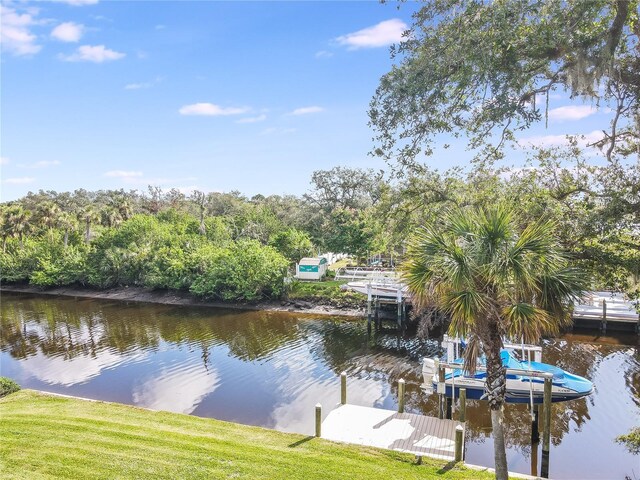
[{"x1": 0, "y1": 0, "x2": 614, "y2": 201}]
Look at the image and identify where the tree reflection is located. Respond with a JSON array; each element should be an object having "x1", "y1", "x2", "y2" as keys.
[
  {"x1": 2, "y1": 291, "x2": 639, "y2": 469},
  {"x1": 1, "y1": 293, "x2": 301, "y2": 369}
]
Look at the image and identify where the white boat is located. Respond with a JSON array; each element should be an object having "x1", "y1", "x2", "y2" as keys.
[
  {"x1": 422, "y1": 336, "x2": 593, "y2": 404},
  {"x1": 423, "y1": 351, "x2": 593, "y2": 404}
]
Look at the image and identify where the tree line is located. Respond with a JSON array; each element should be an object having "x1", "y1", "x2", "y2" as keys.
[{"x1": 1, "y1": 155, "x2": 638, "y2": 301}]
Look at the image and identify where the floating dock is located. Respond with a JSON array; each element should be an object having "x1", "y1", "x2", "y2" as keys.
[{"x1": 321, "y1": 404, "x2": 464, "y2": 461}]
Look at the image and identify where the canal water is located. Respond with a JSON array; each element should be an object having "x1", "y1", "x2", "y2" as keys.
[{"x1": 1, "y1": 292, "x2": 638, "y2": 479}]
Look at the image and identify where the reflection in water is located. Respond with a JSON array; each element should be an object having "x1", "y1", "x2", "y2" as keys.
[
  {"x1": 132, "y1": 361, "x2": 220, "y2": 414},
  {"x1": 1, "y1": 292, "x2": 638, "y2": 479}
]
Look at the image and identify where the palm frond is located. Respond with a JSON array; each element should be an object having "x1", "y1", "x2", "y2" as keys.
[
  {"x1": 401, "y1": 204, "x2": 586, "y2": 356},
  {"x1": 462, "y1": 334, "x2": 483, "y2": 375},
  {"x1": 502, "y1": 302, "x2": 557, "y2": 343},
  {"x1": 536, "y1": 266, "x2": 586, "y2": 326},
  {"x1": 444, "y1": 290, "x2": 487, "y2": 338}
]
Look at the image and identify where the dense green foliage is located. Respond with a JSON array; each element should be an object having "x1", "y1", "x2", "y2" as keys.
[
  {"x1": 0, "y1": 390, "x2": 491, "y2": 480},
  {"x1": 1, "y1": 158, "x2": 638, "y2": 302},
  {"x1": 367, "y1": 0, "x2": 639, "y2": 304},
  {"x1": 0, "y1": 378, "x2": 20, "y2": 398},
  {"x1": 268, "y1": 228, "x2": 313, "y2": 263},
  {"x1": 0, "y1": 209, "x2": 289, "y2": 302},
  {"x1": 370, "y1": 0, "x2": 638, "y2": 166}
]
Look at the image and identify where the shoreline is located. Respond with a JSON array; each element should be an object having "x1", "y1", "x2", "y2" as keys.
[{"x1": 0, "y1": 284, "x2": 367, "y2": 318}]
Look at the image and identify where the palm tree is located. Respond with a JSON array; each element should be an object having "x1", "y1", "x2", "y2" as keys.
[
  {"x1": 0, "y1": 206, "x2": 10, "y2": 252},
  {"x1": 79, "y1": 206, "x2": 99, "y2": 244},
  {"x1": 102, "y1": 207, "x2": 123, "y2": 229},
  {"x1": 57, "y1": 211, "x2": 77, "y2": 248},
  {"x1": 107, "y1": 191, "x2": 133, "y2": 222},
  {"x1": 402, "y1": 206, "x2": 584, "y2": 480},
  {"x1": 6, "y1": 206, "x2": 32, "y2": 248},
  {"x1": 38, "y1": 202, "x2": 61, "y2": 231},
  {"x1": 191, "y1": 190, "x2": 207, "y2": 236}
]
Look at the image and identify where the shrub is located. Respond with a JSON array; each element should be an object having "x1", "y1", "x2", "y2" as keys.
[
  {"x1": 190, "y1": 240, "x2": 289, "y2": 301},
  {"x1": 30, "y1": 245, "x2": 88, "y2": 286},
  {"x1": 0, "y1": 240, "x2": 41, "y2": 283},
  {"x1": 268, "y1": 228, "x2": 313, "y2": 263},
  {"x1": 0, "y1": 377, "x2": 21, "y2": 397}
]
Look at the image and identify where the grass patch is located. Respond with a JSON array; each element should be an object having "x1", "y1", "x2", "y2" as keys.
[
  {"x1": 0, "y1": 390, "x2": 492, "y2": 479},
  {"x1": 288, "y1": 280, "x2": 365, "y2": 308}
]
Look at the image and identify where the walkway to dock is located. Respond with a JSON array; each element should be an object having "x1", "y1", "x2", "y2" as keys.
[{"x1": 321, "y1": 404, "x2": 464, "y2": 461}]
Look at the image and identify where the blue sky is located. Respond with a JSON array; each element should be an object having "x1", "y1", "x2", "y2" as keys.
[{"x1": 1, "y1": 0, "x2": 613, "y2": 201}]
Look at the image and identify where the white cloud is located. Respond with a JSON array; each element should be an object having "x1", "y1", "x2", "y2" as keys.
[
  {"x1": 51, "y1": 22, "x2": 84, "y2": 42},
  {"x1": 0, "y1": 157, "x2": 9, "y2": 165},
  {"x1": 236, "y1": 114, "x2": 267, "y2": 124},
  {"x1": 336, "y1": 19, "x2": 408, "y2": 50},
  {"x1": 315, "y1": 50, "x2": 333, "y2": 59},
  {"x1": 288, "y1": 106, "x2": 324, "y2": 116},
  {"x1": 548, "y1": 105, "x2": 598, "y2": 121},
  {"x1": 53, "y1": 0, "x2": 100, "y2": 5},
  {"x1": 0, "y1": 5, "x2": 42, "y2": 56},
  {"x1": 105, "y1": 170, "x2": 143, "y2": 178},
  {"x1": 125, "y1": 82, "x2": 152, "y2": 90},
  {"x1": 260, "y1": 127, "x2": 296, "y2": 136},
  {"x1": 518, "y1": 130, "x2": 604, "y2": 149},
  {"x1": 18, "y1": 160, "x2": 61, "y2": 169},
  {"x1": 179, "y1": 103, "x2": 249, "y2": 116},
  {"x1": 60, "y1": 45, "x2": 125, "y2": 63},
  {"x1": 124, "y1": 76, "x2": 163, "y2": 90},
  {"x1": 33, "y1": 160, "x2": 61, "y2": 168},
  {"x1": 4, "y1": 177, "x2": 35, "y2": 184}
]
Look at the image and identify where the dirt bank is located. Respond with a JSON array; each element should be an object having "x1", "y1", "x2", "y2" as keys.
[{"x1": 0, "y1": 284, "x2": 367, "y2": 318}]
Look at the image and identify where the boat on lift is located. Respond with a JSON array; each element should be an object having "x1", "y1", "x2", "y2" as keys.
[{"x1": 422, "y1": 340, "x2": 593, "y2": 404}]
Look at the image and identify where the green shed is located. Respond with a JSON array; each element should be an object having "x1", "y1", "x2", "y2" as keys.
[{"x1": 295, "y1": 257, "x2": 328, "y2": 280}]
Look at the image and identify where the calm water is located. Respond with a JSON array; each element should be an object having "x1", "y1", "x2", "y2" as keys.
[{"x1": 1, "y1": 292, "x2": 638, "y2": 479}]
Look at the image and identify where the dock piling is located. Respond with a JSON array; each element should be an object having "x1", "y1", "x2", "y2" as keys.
[
  {"x1": 436, "y1": 362, "x2": 446, "y2": 420},
  {"x1": 454, "y1": 425, "x2": 464, "y2": 462},
  {"x1": 531, "y1": 404, "x2": 540, "y2": 444},
  {"x1": 459, "y1": 388, "x2": 466, "y2": 423},
  {"x1": 366, "y1": 284, "x2": 373, "y2": 332},
  {"x1": 541, "y1": 378, "x2": 552, "y2": 478},
  {"x1": 398, "y1": 378, "x2": 405, "y2": 413},
  {"x1": 396, "y1": 289, "x2": 402, "y2": 328},
  {"x1": 340, "y1": 372, "x2": 347, "y2": 405},
  {"x1": 601, "y1": 299, "x2": 607, "y2": 333},
  {"x1": 315, "y1": 404, "x2": 322, "y2": 437}
]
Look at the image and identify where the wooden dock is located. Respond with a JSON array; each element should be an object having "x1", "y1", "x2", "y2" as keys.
[
  {"x1": 321, "y1": 404, "x2": 464, "y2": 461},
  {"x1": 572, "y1": 294, "x2": 639, "y2": 333}
]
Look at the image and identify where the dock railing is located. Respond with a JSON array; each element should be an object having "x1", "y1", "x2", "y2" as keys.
[
  {"x1": 334, "y1": 266, "x2": 398, "y2": 281},
  {"x1": 572, "y1": 292, "x2": 639, "y2": 333}
]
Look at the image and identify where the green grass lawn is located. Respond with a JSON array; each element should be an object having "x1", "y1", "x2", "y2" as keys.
[{"x1": 0, "y1": 390, "x2": 493, "y2": 479}]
